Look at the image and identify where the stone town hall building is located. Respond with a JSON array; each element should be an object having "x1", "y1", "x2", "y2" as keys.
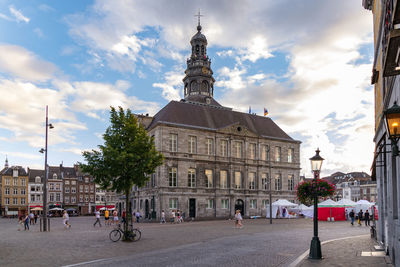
[{"x1": 132, "y1": 23, "x2": 301, "y2": 220}]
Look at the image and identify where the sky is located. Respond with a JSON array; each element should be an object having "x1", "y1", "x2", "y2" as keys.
[{"x1": 0, "y1": 0, "x2": 374, "y2": 177}]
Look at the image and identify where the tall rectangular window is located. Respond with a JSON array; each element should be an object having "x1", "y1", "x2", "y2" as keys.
[
  {"x1": 50, "y1": 194, "x2": 54, "y2": 202},
  {"x1": 233, "y1": 141, "x2": 242, "y2": 158},
  {"x1": 71, "y1": 196, "x2": 76, "y2": 203},
  {"x1": 50, "y1": 183, "x2": 54, "y2": 190},
  {"x1": 288, "y1": 175, "x2": 294, "y2": 191},
  {"x1": 275, "y1": 146, "x2": 281, "y2": 162},
  {"x1": 248, "y1": 172, "x2": 255, "y2": 189},
  {"x1": 288, "y1": 148, "x2": 294, "y2": 163},
  {"x1": 21, "y1": 178, "x2": 26, "y2": 186},
  {"x1": 221, "y1": 199, "x2": 229, "y2": 209},
  {"x1": 20, "y1": 188, "x2": 26, "y2": 195},
  {"x1": 188, "y1": 136, "x2": 197, "y2": 154},
  {"x1": 220, "y1": 140, "x2": 228, "y2": 157},
  {"x1": 13, "y1": 178, "x2": 18, "y2": 186},
  {"x1": 169, "y1": 134, "x2": 178, "y2": 152},
  {"x1": 169, "y1": 167, "x2": 177, "y2": 187},
  {"x1": 13, "y1": 188, "x2": 18, "y2": 195},
  {"x1": 234, "y1": 171, "x2": 241, "y2": 189},
  {"x1": 262, "y1": 199, "x2": 269, "y2": 208},
  {"x1": 250, "y1": 199, "x2": 257, "y2": 209},
  {"x1": 206, "y1": 199, "x2": 214, "y2": 209},
  {"x1": 206, "y1": 138, "x2": 214, "y2": 155},
  {"x1": 220, "y1": 170, "x2": 228, "y2": 189},
  {"x1": 169, "y1": 198, "x2": 178, "y2": 209},
  {"x1": 205, "y1": 169, "x2": 213, "y2": 188},
  {"x1": 275, "y1": 174, "x2": 282, "y2": 191},
  {"x1": 261, "y1": 145, "x2": 269, "y2": 161},
  {"x1": 56, "y1": 193, "x2": 61, "y2": 202},
  {"x1": 188, "y1": 169, "x2": 196, "y2": 188},
  {"x1": 5, "y1": 187, "x2": 9, "y2": 195},
  {"x1": 261, "y1": 173, "x2": 269, "y2": 190},
  {"x1": 71, "y1": 187, "x2": 76, "y2": 193},
  {"x1": 249, "y1": 143, "x2": 256, "y2": 159},
  {"x1": 65, "y1": 196, "x2": 70, "y2": 203},
  {"x1": 5, "y1": 198, "x2": 9, "y2": 204},
  {"x1": 13, "y1": 198, "x2": 18, "y2": 205},
  {"x1": 21, "y1": 198, "x2": 25, "y2": 205},
  {"x1": 31, "y1": 195, "x2": 35, "y2": 202},
  {"x1": 5, "y1": 178, "x2": 10, "y2": 185}
]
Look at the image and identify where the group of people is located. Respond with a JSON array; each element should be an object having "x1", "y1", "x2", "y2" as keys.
[
  {"x1": 18, "y1": 212, "x2": 40, "y2": 231},
  {"x1": 93, "y1": 209, "x2": 119, "y2": 227},
  {"x1": 348, "y1": 209, "x2": 371, "y2": 226},
  {"x1": 168, "y1": 210, "x2": 184, "y2": 224}
]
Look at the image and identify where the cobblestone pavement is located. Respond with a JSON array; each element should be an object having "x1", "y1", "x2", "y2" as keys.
[
  {"x1": 297, "y1": 234, "x2": 393, "y2": 267},
  {"x1": 0, "y1": 217, "x2": 370, "y2": 267}
]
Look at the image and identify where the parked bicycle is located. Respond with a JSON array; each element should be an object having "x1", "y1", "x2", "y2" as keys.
[{"x1": 109, "y1": 224, "x2": 141, "y2": 242}]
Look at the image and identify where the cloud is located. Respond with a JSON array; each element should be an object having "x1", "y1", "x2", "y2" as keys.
[
  {"x1": 9, "y1": 6, "x2": 30, "y2": 23},
  {"x1": 0, "y1": 44, "x2": 58, "y2": 82},
  {"x1": 152, "y1": 69, "x2": 184, "y2": 101},
  {"x1": 70, "y1": 80, "x2": 160, "y2": 117},
  {"x1": 34, "y1": 28, "x2": 44, "y2": 38}
]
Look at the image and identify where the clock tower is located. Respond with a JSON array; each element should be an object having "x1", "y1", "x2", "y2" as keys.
[{"x1": 183, "y1": 20, "x2": 215, "y2": 104}]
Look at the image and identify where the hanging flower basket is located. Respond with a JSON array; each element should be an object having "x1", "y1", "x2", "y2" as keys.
[{"x1": 296, "y1": 179, "x2": 335, "y2": 205}]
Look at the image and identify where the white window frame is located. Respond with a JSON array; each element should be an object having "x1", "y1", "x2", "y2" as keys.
[
  {"x1": 234, "y1": 171, "x2": 241, "y2": 189},
  {"x1": 205, "y1": 169, "x2": 213, "y2": 188},
  {"x1": 288, "y1": 175, "x2": 294, "y2": 191},
  {"x1": 169, "y1": 167, "x2": 177, "y2": 187},
  {"x1": 233, "y1": 141, "x2": 242, "y2": 158},
  {"x1": 220, "y1": 170, "x2": 228, "y2": 189},
  {"x1": 250, "y1": 199, "x2": 257, "y2": 209},
  {"x1": 220, "y1": 140, "x2": 228, "y2": 157},
  {"x1": 188, "y1": 136, "x2": 197, "y2": 154},
  {"x1": 169, "y1": 134, "x2": 178, "y2": 152},
  {"x1": 261, "y1": 173, "x2": 269, "y2": 190},
  {"x1": 221, "y1": 199, "x2": 229, "y2": 209},
  {"x1": 206, "y1": 138, "x2": 214, "y2": 155},
  {"x1": 288, "y1": 148, "x2": 294, "y2": 163},
  {"x1": 275, "y1": 146, "x2": 281, "y2": 162},
  {"x1": 248, "y1": 172, "x2": 256, "y2": 189},
  {"x1": 249, "y1": 143, "x2": 256, "y2": 159},
  {"x1": 188, "y1": 168, "x2": 196, "y2": 188},
  {"x1": 169, "y1": 198, "x2": 178, "y2": 209},
  {"x1": 275, "y1": 174, "x2": 282, "y2": 191},
  {"x1": 206, "y1": 199, "x2": 214, "y2": 209}
]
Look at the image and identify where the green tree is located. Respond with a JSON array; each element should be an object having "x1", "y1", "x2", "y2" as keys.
[{"x1": 79, "y1": 106, "x2": 163, "y2": 240}]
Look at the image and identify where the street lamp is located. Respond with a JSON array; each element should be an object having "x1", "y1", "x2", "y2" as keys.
[
  {"x1": 309, "y1": 148, "x2": 324, "y2": 260},
  {"x1": 384, "y1": 101, "x2": 400, "y2": 156},
  {"x1": 39, "y1": 105, "x2": 54, "y2": 232}
]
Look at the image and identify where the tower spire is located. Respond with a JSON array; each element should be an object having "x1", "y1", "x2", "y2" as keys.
[
  {"x1": 4, "y1": 155, "x2": 8, "y2": 168},
  {"x1": 194, "y1": 9, "x2": 203, "y2": 31}
]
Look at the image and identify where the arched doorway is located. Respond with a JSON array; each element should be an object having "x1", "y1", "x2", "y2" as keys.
[{"x1": 235, "y1": 199, "x2": 244, "y2": 216}]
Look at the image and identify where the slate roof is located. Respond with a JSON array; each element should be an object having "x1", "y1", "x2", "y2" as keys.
[
  {"x1": 28, "y1": 168, "x2": 44, "y2": 183},
  {"x1": 0, "y1": 166, "x2": 27, "y2": 176},
  {"x1": 147, "y1": 100, "x2": 298, "y2": 142}
]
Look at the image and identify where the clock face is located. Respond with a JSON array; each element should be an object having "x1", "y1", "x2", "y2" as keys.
[{"x1": 202, "y1": 67, "x2": 208, "y2": 74}]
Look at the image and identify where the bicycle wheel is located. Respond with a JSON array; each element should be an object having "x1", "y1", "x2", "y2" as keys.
[
  {"x1": 109, "y1": 229, "x2": 122, "y2": 242},
  {"x1": 130, "y1": 229, "x2": 141, "y2": 242}
]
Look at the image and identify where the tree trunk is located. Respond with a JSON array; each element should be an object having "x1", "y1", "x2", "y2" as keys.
[{"x1": 123, "y1": 190, "x2": 130, "y2": 241}]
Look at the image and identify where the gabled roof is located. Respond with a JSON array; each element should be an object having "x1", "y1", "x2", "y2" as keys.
[
  {"x1": 147, "y1": 101, "x2": 298, "y2": 142},
  {"x1": 28, "y1": 168, "x2": 44, "y2": 183}
]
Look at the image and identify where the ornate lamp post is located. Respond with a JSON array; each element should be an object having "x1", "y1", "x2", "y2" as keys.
[
  {"x1": 384, "y1": 101, "x2": 400, "y2": 156},
  {"x1": 39, "y1": 105, "x2": 54, "y2": 232},
  {"x1": 309, "y1": 148, "x2": 324, "y2": 260}
]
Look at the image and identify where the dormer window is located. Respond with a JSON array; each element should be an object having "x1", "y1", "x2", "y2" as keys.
[
  {"x1": 53, "y1": 173, "x2": 57, "y2": 179},
  {"x1": 13, "y1": 169, "x2": 18, "y2": 177},
  {"x1": 35, "y1": 176, "x2": 41, "y2": 183}
]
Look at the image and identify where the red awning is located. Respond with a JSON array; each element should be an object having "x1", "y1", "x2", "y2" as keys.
[
  {"x1": 29, "y1": 205, "x2": 43, "y2": 208},
  {"x1": 95, "y1": 205, "x2": 115, "y2": 210}
]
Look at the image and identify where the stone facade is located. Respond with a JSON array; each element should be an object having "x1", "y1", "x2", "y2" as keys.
[{"x1": 130, "y1": 23, "x2": 301, "y2": 220}]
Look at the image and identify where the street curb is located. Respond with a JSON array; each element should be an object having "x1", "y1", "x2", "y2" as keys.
[{"x1": 287, "y1": 234, "x2": 370, "y2": 267}]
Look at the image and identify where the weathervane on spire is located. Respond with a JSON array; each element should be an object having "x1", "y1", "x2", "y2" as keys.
[{"x1": 194, "y1": 9, "x2": 203, "y2": 31}]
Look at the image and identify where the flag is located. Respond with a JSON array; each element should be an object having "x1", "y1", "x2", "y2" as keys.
[
  {"x1": 264, "y1": 108, "x2": 268, "y2": 116},
  {"x1": 249, "y1": 106, "x2": 252, "y2": 114}
]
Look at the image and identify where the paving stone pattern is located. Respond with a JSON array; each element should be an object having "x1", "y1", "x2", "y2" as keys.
[{"x1": 0, "y1": 217, "x2": 373, "y2": 267}]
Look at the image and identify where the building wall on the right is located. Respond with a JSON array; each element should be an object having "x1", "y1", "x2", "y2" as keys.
[{"x1": 365, "y1": 0, "x2": 400, "y2": 264}]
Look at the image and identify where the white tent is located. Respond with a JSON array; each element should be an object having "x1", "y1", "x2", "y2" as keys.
[
  {"x1": 355, "y1": 199, "x2": 373, "y2": 213},
  {"x1": 336, "y1": 199, "x2": 356, "y2": 207},
  {"x1": 49, "y1": 207, "x2": 64, "y2": 211},
  {"x1": 318, "y1": 199, "x2": 338, "y2": 207},
  {"x1": 266, "y1": 199, "x2": 297, "y2": 218},
  {"x1": 290, "y1": 204, "x2": 313, "y2": 218}
]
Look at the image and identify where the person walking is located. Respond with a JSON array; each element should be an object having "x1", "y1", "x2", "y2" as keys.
[
  {"x1": 171, "y1": 210, "x2": 176, "y2": 224},
  {"x1": 365, "y1": 210, "x2": 370, "y2": 226},
  {"x1": 29, "y1": 212, "x2": 34, "y2": 225},
  {"x1": 63, "y1": 210, "x2": 71, "y2": 229},
  {"x1": 34, "y1": 213, "x2": 38, "y2": 224},
  {"x1": 358, "y1": 210, "x2": 363, "y2": 226},
  {"x1": 18, "y1": 214, "x2": 24, "y2": 231},
  {"x1": 104, "y1": 209, "x2": 110, "y2": 226},
  {"x1": 135, "y1": 210, "x2": 141, "y2": 223},
  {"x1": 160, "y1": 210, "x2": 166, "y2": 224},
  {"x1": 121, "y1": 209, "x2": 126, "y2": 224},
  {"x1": 113, "y1": 209, "x2": 119, "y2": 225},
  {"x1": 93, "y1": 210, "x2": 102, "y2": 227},
  {"x1": 349, "y1": 209, "x2": 355, "y2": 225},
  {"x1": 234, "y1": 209, "x2": 243, "y2": 228},
  {"x1": 24, "y1": 213, "x2": 30, "y2": 231}
]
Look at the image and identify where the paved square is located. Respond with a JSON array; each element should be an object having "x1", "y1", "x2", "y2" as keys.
[{"x1": 0, "y1": 217, "x2": 370, "y2": 266}]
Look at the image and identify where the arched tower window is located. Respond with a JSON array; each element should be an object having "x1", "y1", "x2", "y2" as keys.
[
  {"x1": 184, "y1": 83, "x2": 188, "y2": 95},
  {"x1": 195, "y1": 45, "x2": 200, "y2": 57},
  {"x1": 201, "y1": 81, "x2": 209, "y2": 93},
  {"x1": 190, "y1": 81, "x2": 198, "y2": 93},
  {"x1": 201, "y1": 45, "x2": 204, "y2": 56}
]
